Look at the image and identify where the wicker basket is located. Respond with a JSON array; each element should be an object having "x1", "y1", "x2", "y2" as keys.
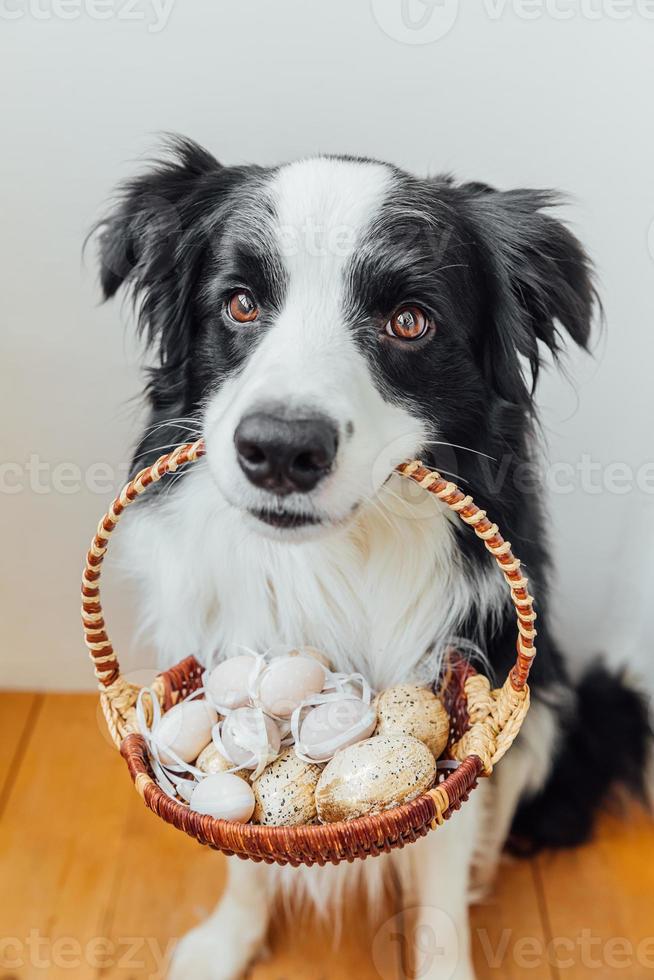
[{"x1": 82, "y1": 439, "x2": 536, "y2": 867}]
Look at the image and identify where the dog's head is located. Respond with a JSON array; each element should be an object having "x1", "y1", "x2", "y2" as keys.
[{"x1": 98, "y1": 137, "x2": 596, "y2": 537}]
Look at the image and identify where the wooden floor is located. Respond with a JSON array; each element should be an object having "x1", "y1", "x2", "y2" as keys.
[{"x1": 1, "y1": 692, "x2": 653, "y2": 979}]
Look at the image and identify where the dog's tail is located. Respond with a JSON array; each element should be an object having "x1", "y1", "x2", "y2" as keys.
[{"x1": 509, "y1": 665, "x2": 652, "y2": 854}]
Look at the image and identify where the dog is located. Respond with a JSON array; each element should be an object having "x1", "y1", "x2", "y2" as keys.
[{"x1": 96, "y1": 136, "x2": 651, "y2": 980}]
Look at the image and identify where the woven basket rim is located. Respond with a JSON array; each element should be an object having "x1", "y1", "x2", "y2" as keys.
[
  {"x1": 121, "y1": 725, "x2": 484, "y2": 865},
  {"x1": 82, "y1": 439, "x2": 537, "y2": 866}
]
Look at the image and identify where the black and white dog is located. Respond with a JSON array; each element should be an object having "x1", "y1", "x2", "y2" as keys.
[{"x1": 97, "y1": 137, "x2": 650, "y2": 980}]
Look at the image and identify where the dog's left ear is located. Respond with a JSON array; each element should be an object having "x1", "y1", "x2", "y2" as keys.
[{"x1": 462, "y1": 185, "x2": 598, "y2": 407}]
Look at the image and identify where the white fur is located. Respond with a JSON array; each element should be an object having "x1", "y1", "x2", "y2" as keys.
[
  {"x1": 119, "y1": 158, "x2": 555, "y2": 980},
  {"x1": 123, "y1": 463, "x2": 504, "y2": 689}
]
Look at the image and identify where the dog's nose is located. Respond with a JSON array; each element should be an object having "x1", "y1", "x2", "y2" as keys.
[{"x1": 234, "y1": 412, "x2": 338, "y2": 494}]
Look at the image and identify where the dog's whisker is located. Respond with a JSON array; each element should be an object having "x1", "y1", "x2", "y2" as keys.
[
  {"x1": 419, "y1": 440, "x2": 498, "y2": 462},
  {"x1": 132, "y1": 439, "x2": 203, "y2": 464},
  {"x1": 140, "y1": 418, "x2": 203, "y2": 440}
]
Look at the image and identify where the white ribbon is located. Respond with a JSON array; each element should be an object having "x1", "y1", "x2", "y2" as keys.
[
  {"x1": 290, "y1": 672, "x2": 376, "y2": 764},
  {"x1": 436, "y1": 759, "x2": 460, "y2": 778},
  {"x1": 136, "y1": 686, "x2": 209, "y2": 803},
  {"x1": 202, "y1": 645, "x2": 268, "y2": 716},
  {"x1": 212, "y1": 707, "x2": 280, "y2": 781}
]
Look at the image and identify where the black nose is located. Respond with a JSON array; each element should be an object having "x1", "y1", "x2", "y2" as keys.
[{"x1": 234, "y1": 412, "x2": 338, "y2": 495}]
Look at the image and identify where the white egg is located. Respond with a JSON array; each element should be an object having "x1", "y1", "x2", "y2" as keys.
[
  {"x1": 298, "y1": 698, "x2": 377, "y2": 762},
  {"x1": 220, "y1": 707, "x2": 281, "y2": 770},
  {"x1": 153, "y1": 699, "x2": 218, "y2": 766},
  {"x1": 257, "y1": 655, "x2": 326, "y2": 718},
  {"x1": 315, "y1": 734, "x2": 437, "y2": 823},
  {"x1": 292, "y1": 646, "x2": 333, "y2": 671},
  {"x1": 189, "y1": 773, "x2": 255, "y2": 823},
  {"x1": 265, "y1": 643, "x2": 331, "y2": 670},
  {"x1": 206, "y1": 655, "x2": 258, "y2": 711}
]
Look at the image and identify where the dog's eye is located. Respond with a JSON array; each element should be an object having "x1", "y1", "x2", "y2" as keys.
[
  {"x1": 385, "y1": 306, "x2": 431, "y2": 341},
  {"x1": 227, "y1": 290, "x2": 259, "y2": 324}
]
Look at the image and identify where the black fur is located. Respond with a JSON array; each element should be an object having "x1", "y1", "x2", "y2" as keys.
[
  {"x1": 510, "y1": 666, "x2": 652, "y2": 853},
  {"x1": 96, "y1": 136, "x2": 273, "y2": 421},
  {"x1": 96, "y1": 136, "x2": 650, "y2": 852}
]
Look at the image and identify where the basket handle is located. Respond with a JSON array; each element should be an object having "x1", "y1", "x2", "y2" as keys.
[{"x1": 82, "y1": 441, "x2": 536, "y2": 694}]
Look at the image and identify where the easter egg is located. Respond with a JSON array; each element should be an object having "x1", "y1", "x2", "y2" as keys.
[
  {"x1": 251, "y1": 749, "x2": 323, "y2": 826},
  {"x1": 315, "y1": 734, "x2": 436, "y2": 823},
  {"x1": 257, "y1": 655, "x2": 326, "y2": 718},
  {"x1": 298, "y1": 698, "x2": 377, "y2": 762},
  {"x1": 189, "y1": 772, "x2": 255, "y2": 823},
  {"x1": 206, "y1": 655, "x2": 257, "y2": 711},
  {"x1": 374, "y1": 685, "x2": 450, "y2": 758},
  {"x1": 196, "y1": 742, "x2": 234, "y2": 775},
  {"x1": 154, "y1": 699, "x2": 218, "y2": 766},
  {"x1": 266, "y1": 644, "x2": 332, "y2": 671},
  {"x1": 220, "y1": 707, "x2": 281, "y2": 771},
  {"x1": 295, "y1": 646, "x2": 333, "y2": 670}
]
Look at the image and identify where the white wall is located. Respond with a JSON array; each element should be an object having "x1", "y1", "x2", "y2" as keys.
[{"x1": 1, "y1": 1, "x2": 653, "y2": 690}]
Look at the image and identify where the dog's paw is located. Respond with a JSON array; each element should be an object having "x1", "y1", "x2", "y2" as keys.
[{"x1": 168, "y1": 921, "x2": 259, "y2": 980}]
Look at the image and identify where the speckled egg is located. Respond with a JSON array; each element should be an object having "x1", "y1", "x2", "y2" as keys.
[
  {"x1": 154, "y1": 699, "x2": 218, "y2": 766},
  {"x1": 374, "y1": 685, "x2": 450, "y2": 758},
  {"x1": 315, "y1": 735, "x2": 436, "y2": 823},
  {"x1": 206, "y1": 655, "x2": 257, "y2": 711},
  {"x1": 189, "y1": 772, "x2": 255, "y2": 823},
  {"x1": 220, "y1": 707, "x2": 281, "y2": 770},
  {"x1": 298, "y1": 698, "x2": 377, "y2": 762},
  {"x1": 196, "y1": 742, "x2": 234, "y2": 775},
  {"x1": 251, "y1": 749, "x2": 323, "y2": 826},
  {"x1": 257, "y1": 655, "x2": 326, "y2": 718}
]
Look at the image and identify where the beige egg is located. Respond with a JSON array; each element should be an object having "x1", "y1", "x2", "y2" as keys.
[
  {"x1": 189, "y1": 773, "x2": 255, "y2": 823},
  {"x1": 315, "y1": 734, "x2": 436, "y2": 823},
  {"x1": 196, "y1": 742, "x2": 233, "y2": 775},
  {"x1": 257, "y1": 655, "x2": 326, "y2": 718},
  {"x1": 251, "y1": 748, "x2": 323, "y2": 826},
  {"x1": 375, "y1": 684, "x2": 450, "y2": 758},
  {"x1": 266, "y1": 644, "x2": 332, "y2": 671},
  {"x1": 298, "y1": 698, "x2": 377, "y2": 762},
  {"x1": 294, "y1": 646, "x2": 333, "y2": 671},
  {"x1": 206, "y1": 655, "x2": 257, "y2": 711},
  {"x1": 220, "y1": 707, "x2": 281, "y2": 770},
  {"x1": 154, "y1": 699, "x2": 218, "y2": 766}
]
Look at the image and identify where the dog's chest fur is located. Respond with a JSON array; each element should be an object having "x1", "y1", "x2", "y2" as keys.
[{"x1": 122, "y1": 465, "x2": 504, "y2": 689}]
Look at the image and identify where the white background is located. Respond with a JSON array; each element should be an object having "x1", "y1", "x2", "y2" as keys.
[{"x1": 1, "y1": 0, "x2": 653, "y2": 689}]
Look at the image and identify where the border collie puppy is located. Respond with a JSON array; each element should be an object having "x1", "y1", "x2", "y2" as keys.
[{"x1": 96, "y1": 137, "x2": 650, "y2": 980}]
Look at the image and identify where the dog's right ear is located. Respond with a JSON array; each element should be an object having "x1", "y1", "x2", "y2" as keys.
[
  {"x1": 97, "y1": 135, "x2": 222, "y2": 303},
  {"x1": 94, "y1": 136, "x2": 240, "y2": 406}
]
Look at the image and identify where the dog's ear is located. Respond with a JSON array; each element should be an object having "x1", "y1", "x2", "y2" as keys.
[
  {"x1": 461, "y1": 185, "x2": 598, "y2": 407},
  {"x1": 94, "y1": 136, "x2": 229, "y2": 405}
]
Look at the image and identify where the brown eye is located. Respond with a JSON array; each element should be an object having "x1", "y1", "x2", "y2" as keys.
[
  {"x1": 385, "y1": 306, "x2": 430, "y2": 341},
  {"x1": 227, "y1": 290, "x2": 259, "y2": 323}
]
